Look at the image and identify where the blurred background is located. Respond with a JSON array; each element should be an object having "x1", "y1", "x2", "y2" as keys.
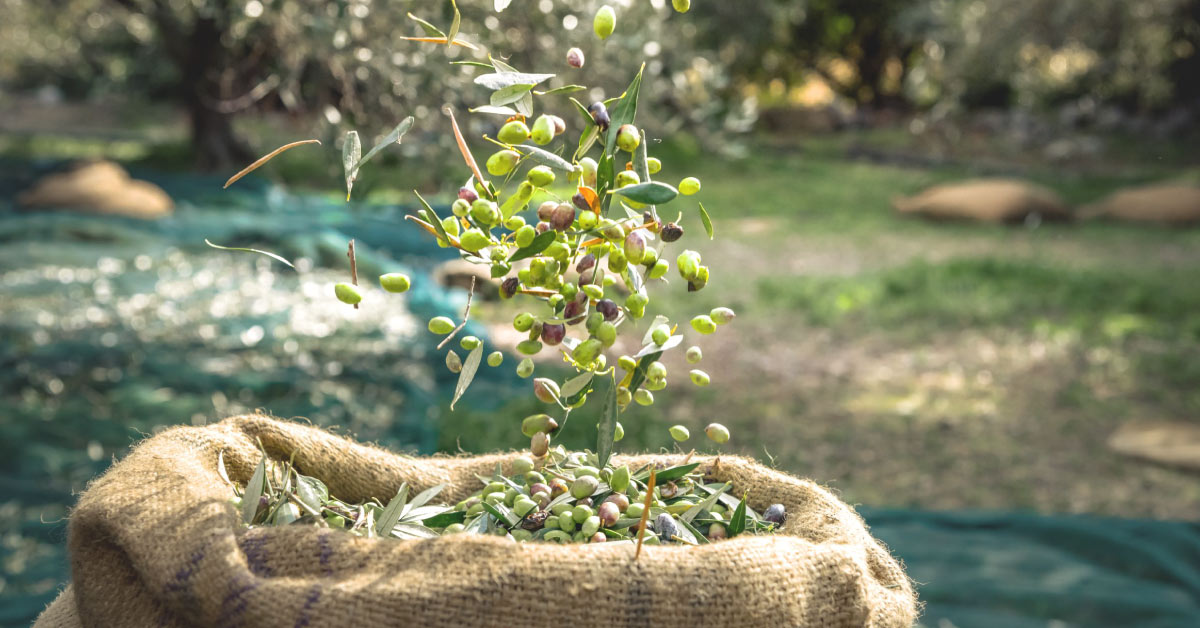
[{"x1": 2, "y1": 0, "x2": 1199, "y2": 626}]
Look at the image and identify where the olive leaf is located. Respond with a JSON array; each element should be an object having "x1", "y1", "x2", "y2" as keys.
[
  {"x1": 204, "y1": 239, "x2": 295, "y2": 269},
  {"x1": 447, "y1": 0, "x2": 461, "y2": 48},
  {"x1": 481, "y1": 502, "x2": 518, "y2": 527},
  {"x1": 595, "y1": 373, "x2": 619, "y2": 469},
  {"x1": 536, "y1": 85, "x2": 587, "y2": 96},
  {"x1": 515, "y1": 90, "x2": 534, "y2": 117},
  {"x1": 676, "y1": 517, "x2": 708, "y2": 544},
  {"x1": 375, "y1": 483, "x2": 410, "y2": 537},
  {"x1": 407, "y1": 483, "x2": 448, "y2": 511},
  {"x1": 681, "y1": 482, "x2": 729, "y2": 523},
  {"x1": 575, "y1": 125, "x2": 599, "y2": 162},
  {"x1": 421, "y1": 510, "x2": 466, "y2": 528},
  {"x1": 413, "y1": 191, "x2": 452, "y2": 247},
  {"x1": 450, "y1": 345, "x2": 483, "y2": 410},
  {"x1": 242, "y1": 455, "x2": 266, "y2": 524},
  {"x1": 627, "y1": 350, "x2": 662, "y2": 393},
  {"x1": 604, "y1": 64, "x2": 645, "y2": 157},
  {"x1": 613, "y1": 181, "x2": 678, "y2": 205},
  {"x1": 517, "y1": 144, "x2": 576, "y2": 172},
  {"x1": 727, "y1": 493, "x2": 749, "y2": 537},
  {"x1": 295, "y1": 474, "x2": 329, "y2": 512},
  {"x1": 491, "y1": 83, "x2": 536, "y2": 107},
  {"x1": 560, "y1": 371, "x2": 594, "y2": 399},
  {"x1": 699, "y1": 202, "x2": 714, "y2": 240},
  {"x1": 633, "y1": 333, "x2": 682, "y2": 358},
  {"x1": 407, "y1": 13, "x2": 445, "y2": 38},
  {"x1": 342, "y1": 130, "x2": 361, "y2": 200},
  {"x1": 507, "y1": 229, "x2": 556, "y2": 262},
  {"x1": 489, "y1": 55, "x2": 519, "y2": 73},
  {"x1": 469, "y1": 104, "x2": 519, "y2": 116},
  {"x1": 474, "y1": 72, "x2": 554, "y2": 91},
  {"x1": 452, "y1": 60, "x2": 495, "y2": 69},
  {"x1": 353, "y1": 117, "x2": 414, "y2": 176},
  {"x1": 635, "y1": 462, "x2": 699, "y2": 483}
]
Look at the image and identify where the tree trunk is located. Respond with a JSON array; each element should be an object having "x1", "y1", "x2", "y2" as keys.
[
  {"x1": 181, "y1": 13, "x2": 253, "y2": 171},
  {"x1": 188, "y1": 99, "x2": 253, "y2": 172}
]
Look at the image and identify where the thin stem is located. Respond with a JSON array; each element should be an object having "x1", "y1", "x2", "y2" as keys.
[
  {"x1": 347, "y1": 239, "x2": 359, "y2": 310},
  {"x1": 634, "y1": 468, "x2": 657, "y2": 561}
]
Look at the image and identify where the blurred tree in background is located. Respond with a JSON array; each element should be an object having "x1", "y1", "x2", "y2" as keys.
[{"x1": 0, "y1": 0, "x2": 1197, "y2": 170}]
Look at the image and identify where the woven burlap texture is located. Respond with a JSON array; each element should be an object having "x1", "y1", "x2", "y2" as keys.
[{"x1": 35, "y1": 414, "x2": 916, "y2": 627}]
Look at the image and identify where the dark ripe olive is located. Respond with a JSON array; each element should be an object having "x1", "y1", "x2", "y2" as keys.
[
  {"x1": 595, "y1": 298, "x2": 618, "y2": 321},
  {"x1": 541, "y1": 323, "x2": 566, "y2": 346},
  {"x1": 576, "y1": 253, "x2": 596, "y2": 274},
  {"x1": 764, "y1": 503, "x2": 786, "y2": 525},
  {"x1": 563, "y1": 297, "x2": 586, "y2": 323},
  {"x1": 550, "y1": 204, "x2": 576, "y2": 231},
  {"x1": 655, "y1": 513, "x2": 677, "y2": 541},
  {"x1": 537, "y1": 200, "x2": 558, "y2": 222},
  {"x1": 536, "y1": 221, "x2": 551, "y2": 234},
  {"x1": 500, "y1": 276, "x2": 520, "y2": 299},
  {"x1": 458, "y1": 186, "x2": 478, "y2": 203},
  {"x1": 572, "y1": 192, "x2": 591, "y2": 212},
  {"x1": 661, "y1": 222, "x2": 684, "y2": 242},
  {"x1": 530, "y1": 482, "x2": 551, "y2": 496}
]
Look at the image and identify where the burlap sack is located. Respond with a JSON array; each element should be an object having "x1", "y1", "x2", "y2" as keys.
[
  {"x1": 892, "y1": 179, "x2": 1071, "y2": 223},
  {"x1": 1078, "y1": 184, "x2": 1200, "y2": 225},
  {"x1": 35, "y1": 415, "x2": 916, "y2": 627},
  {"x1": 17, "y1": 160, "x2": 174, "y2": 219}
]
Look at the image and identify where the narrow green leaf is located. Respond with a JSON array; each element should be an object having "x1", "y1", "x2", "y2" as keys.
[
  {"x1": 635, "y1": 462, "x2": 700, "y2": 484},
  {"x1": 568, "y1": 97, "x2": 594, "y2": 126},
  {"x1": 480, "y1": 502, "x2": 518, "y2": 527},
  {"x1": 447, "y1": 0, "x2": 461, "y2": 48},
  {"x1": 627, "y1": 350, "x2": 662, "y2": 393},
  {"x1": 698, "y1": 202, "x2": 714, "y2": 240},
  {"x1": 469, "y1": 104, "x2": 520, "y2": 116},
  {"x1": 517, "y1": 144, "x2": 576, "y2": 172},
  {"x1": 450, "y1": 345, "x2": 484, "y2": 410},
  {"x1": 204, "y1": 239, "x2": 294, "y2": 269},
  {"x1": 405, "y1": 483, "x2": 448, "y2": 512},
  {"x1": 342, "y1": 130, "x2": 361, "y2": 200},
  {"x1": 633, "y1": 129, "x2": 651, "y2": 182},
  {"x1": 575, "y1": 125, "x2": 599, "y2": 161},
  {"x1": 489, "y1": 55, "x2": 519, "y2": 73},
  {"x1": 596, "y1": 373, "x2": 619, "y2": 469},
  {"x1": 241, "y1": 456, "x2": 266, "y2": 524},
  {"x1": 623, "y1": 265, "x2": 645, "y2": 296},
  {"x1": 421, "y1": 510, "x2": 467, "y2": 528},
  {"x1": 681, "y1": 482, "x2": 729, "y2": 523},
  {"x1": 728, "y1": 493, "x2": 748, "y2": 537},
  {"x1": 507, "y1": 229, "x2": 556, "y2": 262},
  {"x1": 475, "y1": 72, "x2": 554, "y2": 90},
  {"x1": 451, "y1": 60, "x2": 495, "y2": 69},
  {"x1": 295, "y1": 475, "x2": 329, "y2": 512},
  {"x1": 613, "y1": 181, "x2": 678, "y2": 205},
  {"x1": 604, "y1": 64, "x2": 645, "y2": 157},
  {"x1": 560, "y1": 371, "x2": 594, "y2": 399},
  {"x1": 407, "y1": 13, "x2": 446, "y2": 38},
  {"x1": 391, "y1": 523, "x2": 441, "y2": 539},
  {"x1": 633, "y1": 334, "x2": 682, "y2": 358},
  {"x1": 375, "y1": 483, "x2": 410, "y2": 537},
  {"x1": 536, "y1": 85, "x2": 587, "y2": 96},
  {"x1": 515, "y1": 90, "x2": 534, "y2": 117},
  {"x1": 354, "y1": 117, "x2": 414, "y2": 174},
  {"x1": 491, "y1": 83, "x2": 536, "y2": 107},
  {"x1": 413, "y1": 191, "x2": 452, "y2": 246},
  {"x1": 677, "y1": 517, "x2": 709, "y2": 544},
  {"x1": 597, "y1": 153, "x2": 615, "y2": 211}
]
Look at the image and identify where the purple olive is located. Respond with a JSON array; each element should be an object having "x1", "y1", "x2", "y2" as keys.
[
  {"x1": 576, "y1": 253, "x2": 596, "y2": 274},
  {"x1": 537, "y1": 200, "x2": 558, "y2": 222},
  {"x1": 550, "y1": 204, "x2": 576, "y2": 231},
  {"x1": 541, "y1": 323, "x2": 566, "y2": 346},
  {"x1": 595, "y1": 298, "x2": 618, "y2": 321},
  {"x1": 458, "y1": 186, "x2": 478, "y2": 203},
  {"x1": 764, "y1": 503, "x2": 786, "y2": 525}
]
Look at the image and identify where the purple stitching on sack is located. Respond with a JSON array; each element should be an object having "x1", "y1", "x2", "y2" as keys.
[
  {"x1": 317, "y1": 531, "x2": 333, "y2": 576},
  {"x1": 240, "y1": 534, "x2": 273, "y2": 577},
  {"x1": 216, "y1": 574, "x2": 258, "y2": 628},
  {"x1": 292, "y1": 584, "x2": 323, "y2": 628},
  {"x1": 165, "y1": 550, "x2": 205, "y2": 593}
]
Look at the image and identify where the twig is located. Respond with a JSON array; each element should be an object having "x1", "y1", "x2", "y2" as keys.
[
  {"x1": 634, "y1": 469, "x2": 657, "y2": 561},
  {"x1": 223, "y1": 139, "x2": 321, "y2": 189},
  {"x1": 347, "y1": 240, "x2": 359, "y2": 310},
  {"x1": 436, "y1": 276, "x2": 476, "y2": 350}
]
